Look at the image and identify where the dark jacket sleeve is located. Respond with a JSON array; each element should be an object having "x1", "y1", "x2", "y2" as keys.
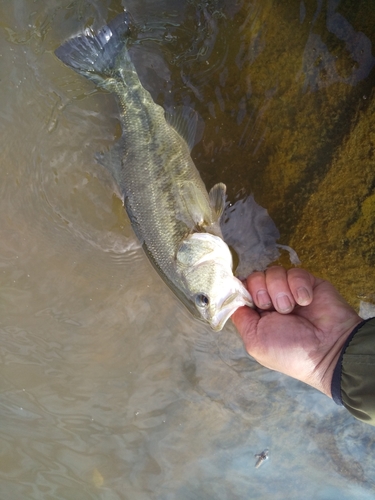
[{"x1": 331, "y1": 317, "x2": 375, "y2": 425}]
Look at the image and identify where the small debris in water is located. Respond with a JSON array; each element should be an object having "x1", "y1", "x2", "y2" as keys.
[
  {"x1": 254, "y1": 449, "x2": 269, "y2": 469},
  {"x1": 92, "y1": 468, "x2": 104, "y2": 488}
]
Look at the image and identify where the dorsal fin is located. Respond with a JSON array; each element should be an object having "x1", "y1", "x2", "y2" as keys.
[
  {"x1": 209, "y1": 183, "x2": 226, "y2": 220},
  {"x1": 176, "y1": 181, "x2": 212, "y2": 229},
  {"x1": 165, "y1": 106, "x2": 204, "y2": 151}
]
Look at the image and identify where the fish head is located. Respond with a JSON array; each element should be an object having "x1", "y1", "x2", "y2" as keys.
[{"x1": 176, "y1": 233, "x2": 254, "y2": 331}]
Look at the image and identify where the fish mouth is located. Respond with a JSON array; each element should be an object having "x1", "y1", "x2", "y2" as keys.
[{"x1": 211, "y1": 285, "x2": 253, "y2": 332}]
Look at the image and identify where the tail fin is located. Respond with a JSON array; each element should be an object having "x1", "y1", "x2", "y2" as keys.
[{"x1": 55, "y1": 11, "x2": 134, "y2": 83}]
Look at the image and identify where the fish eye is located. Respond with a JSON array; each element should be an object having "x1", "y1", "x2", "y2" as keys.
[{"x1": 195, "y1": 293, "x2": 210, "y2": 308}]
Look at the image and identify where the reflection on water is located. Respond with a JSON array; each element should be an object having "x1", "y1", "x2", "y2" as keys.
[{"x1": 1, "y1": 0, "x2": 375, "y2": 498}]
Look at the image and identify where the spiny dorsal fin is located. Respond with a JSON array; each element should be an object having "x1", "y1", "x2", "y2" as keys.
[{"x1": 177, "y1": 181, "x2": 213, "y2": 229}]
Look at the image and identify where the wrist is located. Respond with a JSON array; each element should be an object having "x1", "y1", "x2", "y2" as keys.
[{"x1": 313, "y1": 317, "x2": 363, "y2": 398}]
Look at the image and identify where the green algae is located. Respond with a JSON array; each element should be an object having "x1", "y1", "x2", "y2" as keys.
[
  {"x1": 184, "y1": 0, "x2": 375, "y2": 309},
  {"x1": 290, "y1": 93, "x2": 375, "y2": 305},
  {"x1": 258, "y1": 2, "x2": 375, "y2": 307}
]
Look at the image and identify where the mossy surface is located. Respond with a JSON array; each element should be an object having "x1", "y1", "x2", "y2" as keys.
[
  {"x1": 290, "y1": 94, "x2": 375, "y2": 304},
  {"x1": 181, "y1": 0, "x2": 375, "y2": 308}
]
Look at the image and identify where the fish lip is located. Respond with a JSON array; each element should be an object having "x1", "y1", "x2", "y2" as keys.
[{"x1": 211, "y1": 289, "x2": 253, "y2": 331}]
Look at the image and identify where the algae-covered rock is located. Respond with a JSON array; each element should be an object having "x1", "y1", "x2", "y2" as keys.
[
  {"x1": 183, "y1": 0, "x2": 375, "y2": 309},
  {"x1": 290, "y1": 93, "x2": 375, "y2": 307}
]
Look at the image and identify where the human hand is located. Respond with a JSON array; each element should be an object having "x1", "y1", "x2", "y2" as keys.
[{"x1": 231, "y1": 267, "x2": 362, "y2": 397}]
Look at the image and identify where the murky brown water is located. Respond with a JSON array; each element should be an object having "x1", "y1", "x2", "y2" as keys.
[{"x1": 1, "y1": 0, "x2": 375, "y2": 498}]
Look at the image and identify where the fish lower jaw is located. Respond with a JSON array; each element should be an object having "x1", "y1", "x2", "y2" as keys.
[{"x1": 211, "y1": 296, "x2": 253, "y2": 331}]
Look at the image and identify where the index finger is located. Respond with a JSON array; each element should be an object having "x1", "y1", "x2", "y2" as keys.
[{"x1": 247, "y1": 266, "x2": 315, "y2": 313}]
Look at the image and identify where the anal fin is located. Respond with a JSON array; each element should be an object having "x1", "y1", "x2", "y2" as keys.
[{"x1": 95, "y1": 137, "x2": 127, "y2": 191}]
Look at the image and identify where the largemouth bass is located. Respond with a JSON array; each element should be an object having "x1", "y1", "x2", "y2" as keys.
[{"x1": 55, "y1": 12, "x2": 253, "y2": 331}]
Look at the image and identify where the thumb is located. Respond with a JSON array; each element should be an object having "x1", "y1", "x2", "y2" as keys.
[{"x1": 231, "y1": 305, "x2": 260, "y2": 349}]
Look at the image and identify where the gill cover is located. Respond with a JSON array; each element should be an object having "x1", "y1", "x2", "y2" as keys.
[{"x1": 176, "y1": 233, "x2": 253, "y2": 330}]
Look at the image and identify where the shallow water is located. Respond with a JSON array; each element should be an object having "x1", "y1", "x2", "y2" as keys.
[{"x1": 1, "y1": 0, "x2": 375, "y2": 498}]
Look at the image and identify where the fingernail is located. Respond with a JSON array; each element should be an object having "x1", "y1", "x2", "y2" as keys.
[
  {"x1": 257, "y1": 290, "x2": 272, "y2": 308},
  {"x1": 276, "y1": 293, "x2": 292, "y2": 312},
  {"x1": 296, "y1": 287, "x2": 311, "y2": 305}
]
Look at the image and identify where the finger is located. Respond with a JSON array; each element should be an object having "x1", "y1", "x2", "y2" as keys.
[
  {"x1": 286, "y1": 268, "x2": 314, "y2": 306},
  {"x1": 265, "y1": 266, "x2": 295, "y2": 314},
  {"x1": 246, "y1": 271, "x2": 272, "y2": 309},
  {"x1": 231, "y1": 305, "x2": 260, "y2": 351}
]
